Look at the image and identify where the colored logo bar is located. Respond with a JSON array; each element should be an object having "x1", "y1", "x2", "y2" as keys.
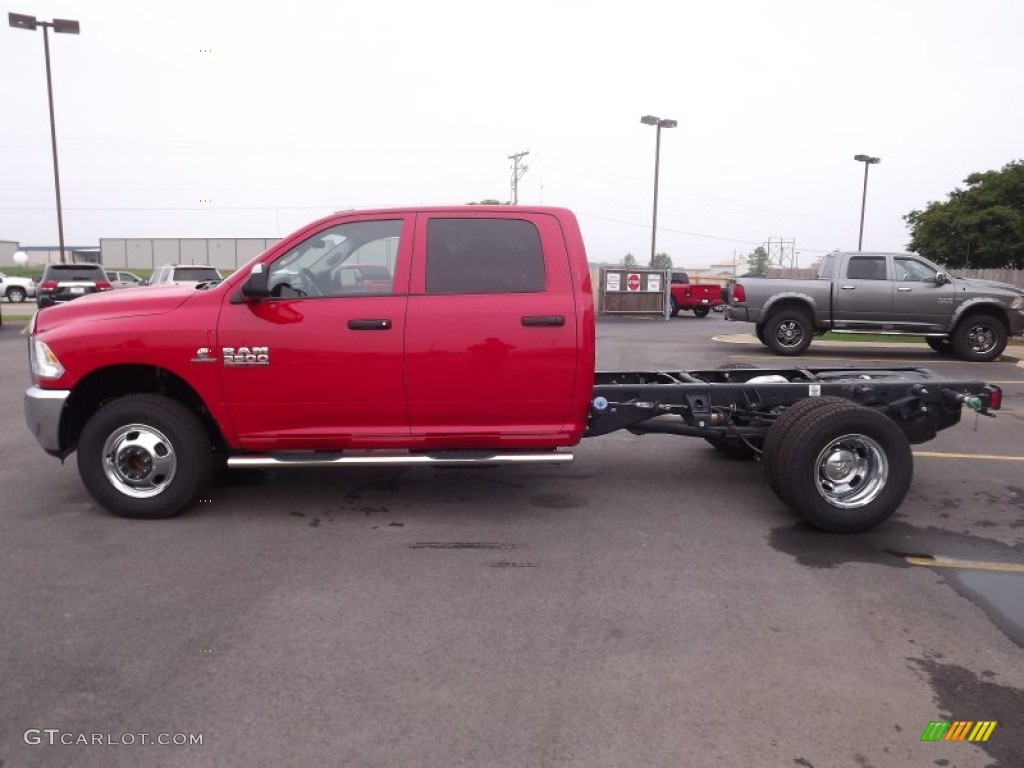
[{"x1": 920, "y1": 721, "x2": 997, "y2": 742}]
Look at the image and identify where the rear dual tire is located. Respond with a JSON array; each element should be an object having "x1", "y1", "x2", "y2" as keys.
[{"x1": 763, "y1": 399, "x2": 912, "y2": 533}]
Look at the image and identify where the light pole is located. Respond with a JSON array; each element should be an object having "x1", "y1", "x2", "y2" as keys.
[
  {"x1": 853, "y1": 154, "x2": 880, "y2": 251},
  {"x1": 641, "y1": 115, "x2": 677, "y2": 267},
  {"x1": 9, "y1": 13, "x2": 80, "y2": 264}
]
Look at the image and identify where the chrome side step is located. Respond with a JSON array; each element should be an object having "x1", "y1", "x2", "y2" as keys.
[{"x1": 227, "y1": 451, "x2": 574, "y2": 469}]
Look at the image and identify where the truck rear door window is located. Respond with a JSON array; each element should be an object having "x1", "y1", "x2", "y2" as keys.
[
  {"x1": 425, "y1": 218, "x2": 546, "y2": 294},
  {"x1": 846, "y1": 256, "x2": 887, "y2": 280}
]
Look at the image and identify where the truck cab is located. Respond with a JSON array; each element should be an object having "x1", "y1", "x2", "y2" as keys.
[{"x1": 25, "y1": 207, "x2": 596, "y2": 519}]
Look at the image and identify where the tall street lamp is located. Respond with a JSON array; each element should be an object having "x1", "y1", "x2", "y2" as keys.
[
  {"x1": 9, "y1": 12, "x2": 81, "y2": 264},
  {"x1": 641, "y1": 115, "x2": 677, "y2": 267},
  {"x1": 853, "y1": 154, "x2": 880, "y2": 251}
]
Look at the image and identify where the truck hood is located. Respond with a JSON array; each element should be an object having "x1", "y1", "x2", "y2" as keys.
[
  {"x1": 957, "y1": 277, "x2": 1024, "y2": 296},
  {"x1": 32, "y1": 285, "x2": 202, "y2": 334}
]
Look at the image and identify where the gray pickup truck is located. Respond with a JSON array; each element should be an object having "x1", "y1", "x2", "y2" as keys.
[{"x1": 724, "y1": 251, "x2": 1024, "y2": 361}]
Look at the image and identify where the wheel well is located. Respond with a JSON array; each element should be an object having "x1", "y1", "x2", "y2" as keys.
[
  {"x1": 765, "y1": 300, "x2": 813, "y2": 322},
  {"x1": 61, "y1": 365, "x2": 226, "y2": 455},
  {"x1": 955, "y1": 307, "x2": 1008, "y2": 332}
]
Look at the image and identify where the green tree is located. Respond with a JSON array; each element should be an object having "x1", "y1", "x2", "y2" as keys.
[
  {"x1": 651, "y1": 252, "x2": 673, "y2": 270},
  {"x1": 621, "y1": 252, "x2": 638, "y2": 267},
  {"x1": 904, "y1": 159, "x2": 1024, "y2": 269},
  {"x1": 745, "y1": 246, "x2": 770, "y2": 275}
]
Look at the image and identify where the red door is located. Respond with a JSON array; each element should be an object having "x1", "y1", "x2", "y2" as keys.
[
  {"x1": 217, "y1": 215, "x2": 413, "y2": 450},
  {"x1": 403, "y1": 212, "x2": 580, "y2": 448}
]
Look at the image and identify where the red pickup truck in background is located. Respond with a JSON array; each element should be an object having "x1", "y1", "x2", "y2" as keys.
[
  {"x1": 24, "y1": 206, "x2": 1001, "y2": 533},
  {"x1": 669, "y1": 272, "x2": 723, "y2": 317}
]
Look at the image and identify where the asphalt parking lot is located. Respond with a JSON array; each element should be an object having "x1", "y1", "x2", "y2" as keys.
[{"x1": 1, "y1": 315, "x2": 1022, "y2": 767}]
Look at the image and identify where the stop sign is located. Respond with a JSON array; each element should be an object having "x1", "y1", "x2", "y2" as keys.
[{"x1": 627, "y1": 273, "x2": 641, "y2": 292}]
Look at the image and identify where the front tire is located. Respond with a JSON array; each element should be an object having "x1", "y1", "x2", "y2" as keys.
[
  {"x1": 951, "y1": 315, "x2": 1007, "y2": 362},
  {"x1": 771, "y1": 403, "x2": 912, "y2": 533},
  {"x1": 763, "y1": 308, "x2": 813, "y2": 355},
  {"x1": 7, "y1": 287, "x2": 27, "y2": 303},
  {"x1": 77, "y1": 394, "x2": 213, "y2": 519}
]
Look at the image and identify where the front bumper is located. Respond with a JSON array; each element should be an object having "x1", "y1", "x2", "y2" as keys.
[
  {"x1": 1009, "y1": 309, "x2": 1024, "y2": 336},
  {"x1": 24, "y1": 386, "x2": 69, "y2": 456}
]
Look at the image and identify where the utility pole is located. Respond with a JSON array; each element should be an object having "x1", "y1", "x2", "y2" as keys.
[{"x1": 509, "y1": 150, "x2": 529, "y2": 205}]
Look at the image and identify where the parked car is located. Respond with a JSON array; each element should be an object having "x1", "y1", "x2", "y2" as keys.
[
  {"x1": 0, "y1": 271, "x2": 37, "y2": 303},
  {"x1": 36, "y1": 263, "x2": 112, "y2": 309},
  {"x1": 106, "y1": 270, "x2": 145, "y2": 289},
  {"x1": 147, "y1": 264, "x2": 222, "y2": 286}
]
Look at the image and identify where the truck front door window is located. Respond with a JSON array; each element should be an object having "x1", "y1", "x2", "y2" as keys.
[
  {"x1": 894, "y1": 258, "x2": 938, "y2": 282},
  {"x1": 268, "y1": 220, "x2": 402, "y2": 298}
]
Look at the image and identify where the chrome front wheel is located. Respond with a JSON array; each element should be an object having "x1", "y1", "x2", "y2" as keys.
[
  {"x1": 102, "y1": 424, "x2": 178, "y2": 498},
  {"x1": 78, "y1": 395, "x2": 213, "y2": 519}
]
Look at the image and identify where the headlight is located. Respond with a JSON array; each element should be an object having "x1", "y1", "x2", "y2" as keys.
[
  {"x1": 30, "y1": 338, "x2": 65, "y2": 379},
  {"x1": 1010, "y1": 295, "x2": 1023, "y2": 310}
]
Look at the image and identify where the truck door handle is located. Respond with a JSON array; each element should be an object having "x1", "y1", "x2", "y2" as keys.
[
  {"x1": 897, "y1": 287, "x2": 912, "y2": 292},
  {"x1": 347, "y1": 319, "x2": 392, "y2": 330},
  {"x1": 840, "y1": 285, "x2": 856, "y2": 290},
  {"x1": 521, "y1": 315, "x2": 565, "y2": 327}
]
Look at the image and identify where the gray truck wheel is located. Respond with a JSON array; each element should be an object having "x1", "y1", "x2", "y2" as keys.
[
  {"x1": 762, "y1": 397, "x2": 854, "y2": 505},
  {"x1": 772, "y1": 403, "x2": 912, "y2": 533},
  {"x1": 951, "y1": 315, "x2": 1007, "y2": 362},
  {"x1": 7, "y1": 286, "x2": 27, "y2": 303},
  {"x1": 77, "y1": 394, "x2": 213, "y2": 519},
  {"x1": 925, "y1": 337, "x2": 954, "y2": 355},
  {"x1": 764, "y1": 308, "x2": 813, "y2": 355}
]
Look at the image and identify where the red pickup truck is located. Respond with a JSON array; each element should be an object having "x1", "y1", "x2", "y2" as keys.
[
  {"x1": 24, "y1": 206, "x2": 1002, "y2": 533},
  {"x1": 669, "y1": 272, "x2": 723, "y2": 317}
]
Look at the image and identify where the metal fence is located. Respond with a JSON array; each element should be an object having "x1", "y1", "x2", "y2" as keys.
[{"x1": 597, "y1": 268, "x2": 669, "y2": 315}]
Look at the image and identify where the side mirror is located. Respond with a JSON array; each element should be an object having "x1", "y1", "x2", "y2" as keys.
[
  {"x1": 934, "y1": 272, "x2": 951, "y2": 285},
  {"x1": 242, "y1": 263, "x2": 270, "y2": 299}
]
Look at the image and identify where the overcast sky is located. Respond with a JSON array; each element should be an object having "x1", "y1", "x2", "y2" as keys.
[{"x1": 2, "y1": 0, "x2": 1022, "y2": 267}]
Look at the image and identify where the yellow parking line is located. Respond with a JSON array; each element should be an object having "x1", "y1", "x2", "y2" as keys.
[
  {"x1": 913, "y1": 451, "x2": 1024, "y2": 462},
  {"x1": 905, "y1": 556, "x2": 1024, "y2": 573}
]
